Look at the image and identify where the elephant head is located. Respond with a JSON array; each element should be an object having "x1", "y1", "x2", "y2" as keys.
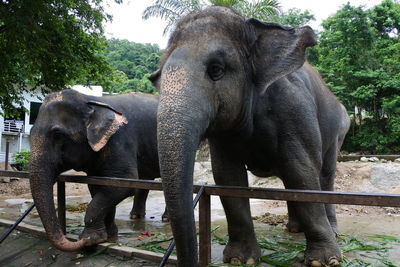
[
  {"x1": 152, "y1": 6, "x2": 316, "y2": 266},
  {"x1": 29, "y1": 89, "x2": 127, "y2": 251}
]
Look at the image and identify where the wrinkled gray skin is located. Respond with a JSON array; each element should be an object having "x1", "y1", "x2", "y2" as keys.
[
  {"x1": 152, "y1": 6, "x2": 350, "y2": 267},
  {"x1": 29, "y1": 89, "x2": 165, "y2": 252}
]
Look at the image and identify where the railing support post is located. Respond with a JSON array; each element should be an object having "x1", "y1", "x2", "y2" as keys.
[
  {"x1": 57, "y1": 181, "x2": 66, "y2": 234},
  {"x1": 199, "y1": 192, "x2": 211, "y2": 267},
  {"x1": 5, "y1": 140, "x2": 9, "y2": 170}
]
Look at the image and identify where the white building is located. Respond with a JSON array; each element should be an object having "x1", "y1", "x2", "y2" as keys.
[{"x1": 0, "y1": 86, "x2": 103, "y2": 163}]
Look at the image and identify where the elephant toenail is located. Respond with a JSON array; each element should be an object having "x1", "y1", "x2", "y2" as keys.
[
  {"x1": 230, "y1": 258, "x2": 241, "y2": 264},
  {"x1": 310, "y1": 260, "x2": 322, "y2": 267},
  {"x1": 329, "y1": 258, "x2": 340, "y2": 266},
  {"x1": 246, "y1": 257, "x2": 255, "y2": 264}
]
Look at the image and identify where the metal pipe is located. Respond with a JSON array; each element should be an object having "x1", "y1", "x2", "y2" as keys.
[
  {"x1": 158, "y1": 186, "x2": 205, "y2": 267},
  {"x1": 0, "y1": 203, "x2": 35, "y2": 244},
  {"x1": 5, "y1": 140, "x2": 9, "y2": 170},
  {"x1": 57, "y1": 181, "x2": 66, "y2": 234}
]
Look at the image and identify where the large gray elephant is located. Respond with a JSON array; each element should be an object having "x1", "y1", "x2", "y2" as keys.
[
  {"x1": 29, "y1": 89, "x2": 164, "y2": 252},
  {"x1": 151, "y1": 6, "x2": 350, "y2": 267}
]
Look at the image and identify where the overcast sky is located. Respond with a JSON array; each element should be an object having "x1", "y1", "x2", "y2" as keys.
[{"x1": 103, "y1": 0, "x2": 382, "y2": 49}]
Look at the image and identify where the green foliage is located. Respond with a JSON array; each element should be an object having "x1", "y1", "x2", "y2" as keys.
[
  {"x1": 209, "y1": 230, "x2": 399, "y2": 266},
  {"x1": 313, "y1": 0, "x2": 400, "y2": 153},
  {"x1": 143, "y1": 0, "x2": 202, "y2": 34},
  {"x1": 143, "y1": 0, "x2": 280, "y2": 34},
  {"x1": 11, "y1": 149, "x2": 30, "y2": 171},
  {"x1": 269, "y1": 8, "x2": 315, "y2": 27},
  {"x1": 0, "y1": 0, "x2": 118, "y2": 114},
  {"x1": 103, "y1": 39, "x2": 161, "y2": 94},
  {"x1": 233, "y1": 0, "x2": 280, "y2": 21}
]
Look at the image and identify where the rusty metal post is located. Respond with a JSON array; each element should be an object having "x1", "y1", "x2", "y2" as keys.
[
  {"x1": 5, "y1": 140, "x2": 9, "y2": 170},
  {"x1": 0, "y1": 203, "x2": 35, "y2": 244},
  {"x1": 199, "y1": 192, "x2": 211, "y2": 267},
  {"x1": 57, "y1": 181, "x2": 66, "y2": 234}
]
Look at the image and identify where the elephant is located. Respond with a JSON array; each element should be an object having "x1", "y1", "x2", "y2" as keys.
[
  {"x1": 151, "y1": 6, "x2": 350, "y2": 267},
  {"x1": 29, "y1": 89, "x2": 165, "y2": 252}
]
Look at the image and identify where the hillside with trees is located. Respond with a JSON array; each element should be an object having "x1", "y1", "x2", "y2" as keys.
[{"x1": 104, "y1": 39, "x2": 161, "y2": 94}]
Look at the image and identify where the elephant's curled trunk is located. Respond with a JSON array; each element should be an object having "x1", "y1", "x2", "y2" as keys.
[{"x1": 30, "y1": 168, "x2": 87, "y2": 251}]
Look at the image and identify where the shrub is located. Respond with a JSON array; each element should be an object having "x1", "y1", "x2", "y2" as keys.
[{"x1": 11, "y1": 149, "x2": 31, "y2": 171}]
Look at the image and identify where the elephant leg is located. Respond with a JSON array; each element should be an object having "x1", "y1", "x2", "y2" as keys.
[
  {"x1": 320, "y1": 143, "x2": 339, "y2": 234},
  {"x1": 210, "y1": 142, "x2": 260, "y2": 265},
  {"x1": 161, "y1": 206, "x2": 169, "y2": 222},
  {"x1": 80, "y1": 186, "x2": 134, "y2": 246},
  {"x1": 87, "y1": 184, "x2": 118, "y2": 242},
  {"x1": 280, "y1": 151, "x2": 341, "y2": 266},
  {"x1": 130, "y1": 189, "x2": 149, "y2": 220},
  {"x1": 286, "y1": 201, "x2": 303, "y2": 233},
  {"x1": 104, "y1": 206, "x2": 118, "y2": 242},
  {"x1": 88, "y1": 184, "x2": 99, "y2": 197}
]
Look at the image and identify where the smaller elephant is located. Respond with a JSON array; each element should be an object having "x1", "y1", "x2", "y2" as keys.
[{"x1": 29, "y1": 89, "x2": 164, "y2": 252}]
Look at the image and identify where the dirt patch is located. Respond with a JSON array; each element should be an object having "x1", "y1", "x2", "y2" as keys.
[
  {"x1": 253, "y1": 212, "x2": 288, "y2": 225},
  {"x1": 66, "y1": 203, "x2": 89, "y2": 213},
  {"x1": 0, "y1": 169, "x2": 90, "y2": 207},
  {"x1": 0, "y1": 178, "x2": 31, "y2": 196}
]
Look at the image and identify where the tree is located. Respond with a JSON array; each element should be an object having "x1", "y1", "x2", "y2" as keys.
[
  {"x1": 233, "y1": 0, "x2": 280, "y2": 21},
  {"x1": 143, "y1": 0, "x2": 280, "y2": 34},
  {"x1": 103, "y1": 39, "x2": 161, "y2": 94},
  {"x1": 143, "y1": 0, "x2": 202, "y2": 34},
  {"x1": 0, "y1": 0, "x2": 119, "y2": 114},
  {"x1": 270, "y1": 8, "x2": 315, "y2": 27},
  {"x1": 317, "y1": 4, "x2": 375, "y2": 111},
  {"x1": 314, "y1": 0, "x2": 400, "y2": 153}
]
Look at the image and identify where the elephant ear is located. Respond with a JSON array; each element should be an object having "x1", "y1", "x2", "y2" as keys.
[
  {"x1": 86, "y1": 101, "x2": 128, "y2": 152},
  {"x1": 247, "y1": 18, "x2": 317, "y2": 94},
  {"x1": 148, "y1": 69, "x2": 161, "y2": 89}
]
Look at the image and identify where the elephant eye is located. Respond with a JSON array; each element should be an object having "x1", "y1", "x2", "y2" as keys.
[
  {"x1": 51, "y1": 127, "x2": 66, "y2": 140},
  {"x1": 207, "y1": 62, "x2": 225, "y2": 81}
]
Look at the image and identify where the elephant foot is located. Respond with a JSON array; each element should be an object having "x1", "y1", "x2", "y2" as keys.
[
  {"x1": 130, "y1": 211, "x2": 145, "y2": 220},
  {"x1": 304, "y1": 241, "x2": 341, "y2": 267},
  {"x1": 161, "y1": 213, "x2": 169, "y2": 222},
  {"x1": 286, "y1": 219, "x2": 303, "y2": 233},
  {"x1": 223, "y1": 240, "x2": 261, "y2": 265},
  {"x1": 79, "y1": 227, "x2": 108, "y2": 247}
]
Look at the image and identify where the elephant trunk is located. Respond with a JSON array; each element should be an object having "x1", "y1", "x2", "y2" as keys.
[
  {"x1": 29, "y1": 141, "x2": 86, "y2": 251},
  {"x1": 158, "y1": 92, "x2": 210, "y2": 266}
]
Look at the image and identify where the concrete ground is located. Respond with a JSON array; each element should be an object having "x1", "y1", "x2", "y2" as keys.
[{"x1": 0, "y1": 226, "x2": 173, "y2": 267}]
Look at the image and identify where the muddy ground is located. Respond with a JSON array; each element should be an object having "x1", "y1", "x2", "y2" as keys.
[{"x1": 1, "y1": 161, "x2": 400, "y2": 266}]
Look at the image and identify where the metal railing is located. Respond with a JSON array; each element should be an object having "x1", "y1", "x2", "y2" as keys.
[{"x1": 1, "y1": 170, "x2": 400, "y2": 267}]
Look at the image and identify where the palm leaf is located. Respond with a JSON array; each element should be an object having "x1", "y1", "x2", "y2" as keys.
[
  {"x1": 209, "y1": 0, "x2": 244, "y2": 7},
  {"x1": 143, "y1": 0, "x2": 202, "y2": 34},
  {"x1": 235, "y1": 0, "x2": 281, "y2": 20},
  {"x1": 143, "y1": 0, "x2": 281, "y2": 35}
]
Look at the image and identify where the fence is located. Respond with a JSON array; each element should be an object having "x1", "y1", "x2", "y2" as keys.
[{"x1": 1, "y1": 170, "x2": 400, "y2": 267}]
